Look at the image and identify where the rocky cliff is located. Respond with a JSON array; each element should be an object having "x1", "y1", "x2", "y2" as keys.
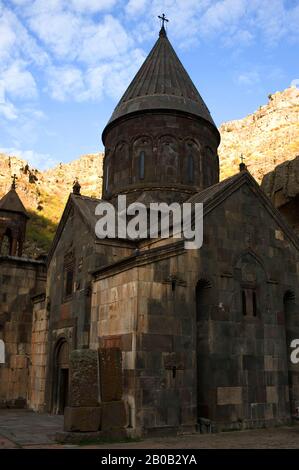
[
  {"x1": 219, "y1": 87, "x2": 299, "y2": 182},
  {"x1": 261, "y1": 155, "x2": 299, "y2": 235},
  {"x1": 0, "y1": 153, "x2": 103, "y2": 257}
]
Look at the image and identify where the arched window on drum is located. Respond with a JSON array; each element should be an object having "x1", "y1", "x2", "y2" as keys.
[
  {"x1": 132, "y1": 137, "x2": 152, "y2": 183},
  {"x1": 188, "y1": 154, "x2": 194, "y2": 183},
  {"x1": 139, "y1": 151, "x2": 145, "y2": 180},
  {"x1": 184, "y1": 140, "x2": 200, "y2": 185}
]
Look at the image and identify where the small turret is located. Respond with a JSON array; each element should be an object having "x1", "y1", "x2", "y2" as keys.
[{"x1": 0, "y1": 175, "x2": 29, "y2": 257}]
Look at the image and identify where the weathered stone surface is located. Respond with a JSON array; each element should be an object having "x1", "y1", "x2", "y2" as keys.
[
  {"x1": 103, "y1": 113, "x2": 219, "y2": 206},
  {"x1": 69, "y1": 349, "x2": 99, "y2": 407},
  {"x1": 266, "y1": 386, "x2": 279, "y2": 404},
  {"x1": 0, "y1": 257, "x2": 46, "y2": 408},
  {"x1": 99, "y1": 348, "x2": 122, "y2": 402},
  {"x1": 262, "y1": 155, "x2": 299, "y2": 203},
  {"x1": 261, "y1": 155, "x2": 299, "y2": 235},
  {"x1": 217, "y1": 387, "x2": 243, "y2": 406},
  {"x1": 100, "y1": 401, "x2": 127, "y2": 430},
  {"x1": 64, "y1": 406, "x2": 101, "y2": 432},
  {"x1": 28, "y1": 295, "x2": 48, "y2": 412}
]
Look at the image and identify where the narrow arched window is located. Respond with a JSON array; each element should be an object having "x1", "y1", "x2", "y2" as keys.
[
  {"x1": 139, "y1": 151, "x2": 145, "y2": 180},
  {"x1": 242, "y1": 290, "x2": 247, "y2": 316},
  {"x1": 105, "y1": 165, "x2": 109, "y2": 192},
  {"x1": 188, "y1": 154, "x2": 194, "y2": 183},
  {"x1": 252, "y1": 291, "x2": 257, "y2": 317}
]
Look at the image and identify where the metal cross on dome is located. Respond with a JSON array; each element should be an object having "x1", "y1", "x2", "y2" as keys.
[
  {"x1": 158, "y1": 13, "x2": 169, "y2": 28},
  {"x1": 11, "y1": 173, "x2": 17, "y2": 189}
]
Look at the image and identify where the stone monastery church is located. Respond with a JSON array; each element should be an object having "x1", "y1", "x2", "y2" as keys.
[{"x1": 0, "y1": 22, "x2": 299, "y2": 437}]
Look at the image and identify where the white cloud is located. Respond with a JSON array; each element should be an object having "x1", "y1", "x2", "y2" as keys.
[
  {"x1": 0, "y1": 14, "x2": 16, "y2": 61},
  {"x1": 0, "y1": 147, "x2": 58, "y2": 169},
  {"x1": 47, "y1": 46, "x2": 145, "y2": 102},
  {"x1": 9, "y1": 0, "x2": 32, "y2": 5},
  {"x1": 237, "y1": 71, "x2": 261, "y2": 86},
  {"x1": 235, "y1": 65, "x2": 284, "y2": 90},
  {"x1": 200, "y1": 0, "x2": 247, "y2": 34},
  {"x1": 0, "y1": 5, "x2": 49, "y2": 67},
  {"x1": 26, "y1": 5, "x2": 81, "y2": 59},
  {"x1": 0, "y1": 98, "x2": 18, "y2": 120},
  {"x1": 47, "y1": 66, "x2": 86, "y2": 101},
  {"x1": 69, "y1": 0, "x2": 117, "y2": 13},
  {"x1": 79, "y1": 15, "x2": 133, "y2": 64},
  {"x1": 1, "y1": 62, "x2": 37, "y2": 99},
  {"x1": 125, "y1": 0, "x2": 148, "y2": 16}
]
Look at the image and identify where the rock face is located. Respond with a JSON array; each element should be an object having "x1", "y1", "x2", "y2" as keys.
[
  {"x1": 261, "y1": 155, "x2": 299, "y2": 235},
  {"x1": 219, "y1": 87, "x2": 299, "y2": 182},
  {"x1": 0, "y1": 152, "x2": 104, "y2": 256}
]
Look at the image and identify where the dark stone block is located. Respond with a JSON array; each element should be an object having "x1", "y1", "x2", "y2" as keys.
[
  {"x1": 215, "y1": 404, "x2": 237, "y2": 422},
  {"x1": 142, "y1": 389, "x2": 157, "y2": 407},
  {"x1": 141, "y1": 333, "x2": 173, "y2": 352},
  {"x1": 99, "y1": 348, "x2": 122, "y2": 402},
  {"x1": 64, "y1": 406, "x2": 101, "y2": 432},
  {"x1": 148, "y1": 299, "x2": 165, "y2": 315},
  {"x1": 101, "y1": 401, "x2": 127, "y2": 430},
  {"x1": 139, "y1": 376, "x2": 161, "y2": 389},
  {"x1": 121, "y1": 333, "x2": 132, "y2": 351},
  {"x1": 146, "y1": 351, "x2": 162, "y2": 370},
  {"x1": 243, "y1": 355, "x2": 264, "y2": 370}
]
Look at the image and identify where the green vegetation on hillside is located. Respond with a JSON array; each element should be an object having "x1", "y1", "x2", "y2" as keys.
[{"x1": 26, "y1": 211, "x2": 58, "y2": 254}]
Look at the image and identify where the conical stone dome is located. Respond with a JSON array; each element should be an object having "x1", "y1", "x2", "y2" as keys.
[
  {"x1": 103, "y1": 27, "x2": 217, "y2": 139},
  {"x1": 101, "y1": 26, "x2": 220, "y2": 204}
]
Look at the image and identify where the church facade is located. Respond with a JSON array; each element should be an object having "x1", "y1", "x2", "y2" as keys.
[{"x1": 0, "y1": 24, "x2": 299, "y2": 437}]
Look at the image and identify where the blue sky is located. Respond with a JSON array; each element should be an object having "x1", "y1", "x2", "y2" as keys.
[{"x1": 0, "y1": 0, "x2": 299, "y2": 169}]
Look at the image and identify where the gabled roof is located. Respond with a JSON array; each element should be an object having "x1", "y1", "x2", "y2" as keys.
[
  {"x1": 187, "y1": 170, "x2": 299, "y2": 250},
  {"x1": 103, "y1": 27, "x2": 218, "y2": 140},
  {"x1": 92, "y1": 170, "x2": 299, "y2": 278},
  {"x1": 0, "y1": 188, "x2": 29, "y2": 218},
  {"x1": 47, "y1": 193, "x2": 101, "y2": 264}
]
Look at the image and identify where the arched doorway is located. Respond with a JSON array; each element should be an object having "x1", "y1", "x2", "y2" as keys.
[{"x1": 53, "y1": 340, "x2": 69, "y2": 414}]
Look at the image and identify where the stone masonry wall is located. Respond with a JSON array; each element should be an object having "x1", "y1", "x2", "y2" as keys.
[
  {"x1": 92, "y1": 179, "x2": 299, "y2": 434},
  {"x1": 134, "y1": 259, "x2": 196, "y2": 433},
  {"x1": 90, "y1": 268, "x2": 138, "y2": 428},
  {"x1": 103, "y1": 112, "x2": 219, "y2": 205},
  {"x1": 28, "y1": 295, "x2": 48, "y2": 412},
  {"x1": 0, "y1": 258, "x2": 46, "y2": 407},
  {"x1": 45, "y1": 200, "x2": 132, "y2": 412},
  {"x1": 184, "y1": 182, "x2": 299, "y2": 429}
]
